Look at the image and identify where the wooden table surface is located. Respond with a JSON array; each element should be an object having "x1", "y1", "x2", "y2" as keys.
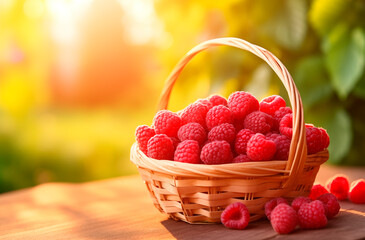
[{"x1": 0, "y1": 164, "x2": 364, "y2": 240}]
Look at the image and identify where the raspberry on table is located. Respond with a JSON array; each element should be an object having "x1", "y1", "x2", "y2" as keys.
[
  {"x1": 291, "y1": 196, "x2": 311, "y2": 212},
  {"x1": 279, "y1": 113, "x2": 293, "y2": 138},
  {"x1": 326, "y1": 175, "x2": 349, "y2": 200},
  {"x1": 259, "y1": 95, "x2": 286, "y2": 116},
  {"x1": 273, "y1": 107, "x2": 292, "y2": 130},
  {"x1": 208, "y1": 123, "x2": 236, "y2": 145},
  {"x1": 317, "y1": 193, "x2": 340, "y2": 219},
  {"x1": 200, "y1": 140, "x2": 233, "y2": 164},
  {"x1": 174, "y1": 140, "x2": 201, "y2": 164},
  {"x1": 177, "y1": 122, "x2": 207, "y2": 146},
  {"x1": 208, "y1": 94, "x2": 227, "y2": 106},
  {"x1": 206, "y1": 105, "x2": 233, "y2": 130},
  {"x1": 180, "y1": 103, "x2": 209, "y2": 129},
  {"x1": 270, "y1": 203, "x2": 298, "y2": 234},
  {"x1": 306, "y1": 127, "x2": 324, "y2": 154},
  {"x1": 349, "y1": 179, "x2": 365, "y2": 204},
  {"x1": 234, "y1": 129, "x2": 254, "y2": 155},
  {"x1": 265, "y1": 197, "x2": 289, "y2": 220},
  {"x1": 153, "y1": 110, "x2": 182, "y2": 137},
  {"x1": 221, "y1": 202, "x2": 250, "y2": 230},
  {"x1": 227, "y1": 91, "x2": 259, "y2": 122},
  {"x1": 135, "y1": 125, "x2": 155, "y2": 154},
  {"x1": 244, "y1": 111, "x2": 274, "y2": 134},
  {"x1": 298, "y1": 200, "x2": 328, "y2": 229},
  {"x1": 232, "y1": 154, "x2": 250, "y2": 163},
  {"x1": 319, "y1": 127, "x2": 330, "y2": 149},
  {"x1": 266, "y1": 133, "x2": 291, "y2": 160},
  {"x1": 247, "y1": 133, "x2": 276, "y2": 161},
  {"x1": 308, "y1": 184, "x2": 329, "y2": 200},
  {"x1": 147, "y1": 134, "x2": 175, "y2": 160}
]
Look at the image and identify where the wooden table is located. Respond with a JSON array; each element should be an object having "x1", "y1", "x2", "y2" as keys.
[{"x1": 0, "y1": 164, "x2": 364, "y2": 240}]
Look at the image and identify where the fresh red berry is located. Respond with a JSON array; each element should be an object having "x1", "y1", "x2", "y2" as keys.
[
  {"x1": 306, "y1": 127, "x2": 324, "y2": 154},
  {"x1": 326, "y1": 175, "x2": 349, "y2": 200},
  {"x1": 309, "y1": 184, "x2": 329, "y2": 200},
  {"x1": 279, "y1": 114, "x2": 292, "y2": 138},
  {"x1": 291, "y1": 197, "x2": 311, "y2": 212},
  {"x1": 235, "y1": 129, "x2": 254, "y2": 154},
  {"x1": 349, "y1": 179, "x2": 365, "y2": 204},
  {"x1": 153, "y1": 110, "x2": 182, "y2": 137},
  {"x1": 135, "y1": 125, "x2": 155, "y2": 154},
  {"x1": 180, "y1": 103, "x2": 209, "y2": 129},
  {"x1": 298, "y1": 200, "x2": 328, "y2": 229},
  {"x1": 170, "y1": 137, "x2": 180, "y2": 149},
  {"x1": 208, "y1": 123, "x2": 236, "y2": 145},
  {"x1": 195, "y1": 98, "x2": 213, "y2": 109},
  {"x1": 266, "y1": 133, "x2": 291, "y2": 160},
  {"x1": 319, "y1": 128, "x2": 330, "y2": 149},
  {"x1": 221, "y1": 202, "x2": 250, "y2": 230},
  {"x1": 177, "y1": 122, "x2": 207, "y2": 145},
  {"x1": 174, "y1": 140, "x2": 201, "y2": 164},
  {"x1": 273, "y1": 107, "x2": 292, "y2": 130},
  {"x1": 232, "y1": 154, "x2": 250, "y2": 163},
  {"x1": 206, "y1": 105, "x2": 233, "y2": 130},
  {"x1": 259, "y1": 95, "x2": 286, "y2": 116},
  {"x1": 200, "y1": 141, "x2": 233, "y2": 164},
  {"x1": 270, "y1": 203, "x2": 298, "y2": 234},
  {"x1": 228, "y1": 91, "x2": 259, "y2": 121},
  {"x1": 147, "y1": 134, "x2": 175, "y2": 160},
  {"x1": 265, "y1": 197, "x2": 289, "y2": 220},
  {"x1": 247, "y1": 133, "x2": 276, "y2": 161},
  {"x1": 233, "y1": 119, "x2": 245, "y2": 132},
  {"x1": 244, "y1": 111, "x2": 274, "y2": 134},
  {"x1": 209, "y1": 94, "x2": 227, "y2": 106},
  {"x1": 317, "y1": 193, "x2": 340, "y2": 219}
]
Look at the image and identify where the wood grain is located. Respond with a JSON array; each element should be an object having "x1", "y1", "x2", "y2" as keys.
[{"x1": 0, "y1": 164, "x2": 364, "y2": 240}]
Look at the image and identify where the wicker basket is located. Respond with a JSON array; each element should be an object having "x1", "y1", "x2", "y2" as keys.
[{"x1": 130, "y1": 37, "x2": 329, "y2": 224}]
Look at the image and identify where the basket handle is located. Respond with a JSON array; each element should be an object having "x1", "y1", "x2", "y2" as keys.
[{"x1": 157, "y1": 37, "x2": 307, "y2": 188}]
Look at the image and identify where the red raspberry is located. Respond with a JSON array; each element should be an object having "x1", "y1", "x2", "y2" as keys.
[
  {"x1": 259, "y1": 95, "x2": 286, "y2": 116},
  {"x1": 279, "y1": 114, "x2": 292, "y2": 138},
  {"x1": 195, "y1": 98, "x2": 213, "y2": 109},
  {"x1": 174, "y1": 140, "x2": 201, "y2": 164},
  {"x1": 247, "y1": 133, "x2": 276, "y2": 161},
  {"x1": 291, "y1": 196, "x2": 311, "y2": 212},
  {"x1": 266, "y1": 133, "x2": 291, "y2": 160},
  {"x1": 177, "y1": 123, "x2": 207, "y2": 146},
  {"x1": 200, "y1": 141, "x2": 233, "y2": 164},
  {"x1": 234, "y1": 129, "x2": 254, "y2": 154},
  {"x1": 273, "y1": 107, "x2": 292, "y2": 130},
  {"x1": 270, "y1": 203, "x2": 298, "y2": 234},
  {"x1": 206, "y1": 105, "x2": 233, "y2": 130},
  {"x1": 227, "y1": 91, "x2": 259, "y2": 121},
  {"x1": 153, "y1": 110, "x2": 182, "y2": 137},
  {"x1": 233, "y1": 119, "x2": 245, "y2": 132},
  {"x1": 326, "y1": 175, "x2": 349, "y2": 200},
  {"x1": 221, "y1": 202, "x2": 250, "y2": 230},
  {"x1": 170, "y1": 137, "x2": 180, "y2": 150},
  {"x1": 319, "y1": 127, "x2": 330, "y2": 149},
  {"x1": 309, "y1": 184, "x2": 329, "y2": 200},
  {"x1": 232, "y1": 154, "x2": 250, "y2": 163},
  {"x1": 208, "y1": 123, "x2": 236, "y2": 145},
  {"x1": 317, "y1": 193, "x2": 340, "y2": 219},
  {"x1": 306, "y1": 127, "x2": 324, "y2": 154},
  {"x1": 180, "y1": 103, "x2": 209, "y2": 129},
  {"x1": 208, "y1": 94, "x2": 227, "y2": 106},
  {"x1": 265, "y1": 197, "x2": 289, "y2": 220},
  {"x1": 135, "y1": 125, "x2": 155, "y2": 154},
  {"x1": 244, "y1": 111, "x2": 274, "y2": 134},
  {"x1": 298, "y1": 200, "x2": 328, "y2": 229},
  {"x1": 147, "y1": 134, "x2": 174, "y2": 160},
  {"x1": 349, "y1": 179, "x2": 365, "y2": 204}
]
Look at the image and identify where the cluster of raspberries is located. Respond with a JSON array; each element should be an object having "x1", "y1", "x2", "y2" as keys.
[{"x1": 135, "y1": 92, "x2": 330, "y2": 164}]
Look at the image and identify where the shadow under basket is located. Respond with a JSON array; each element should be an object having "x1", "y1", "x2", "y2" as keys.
[{"x1": 130, "y1": 37, "x2": 329, "y2": 224}]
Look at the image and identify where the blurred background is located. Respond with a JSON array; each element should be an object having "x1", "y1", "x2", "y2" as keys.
[{"x1": 0, "y1": 0, "x2": 364, "y2": 193}]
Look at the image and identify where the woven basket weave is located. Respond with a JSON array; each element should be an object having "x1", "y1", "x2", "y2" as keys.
[{"x1": 130, "y1": 37, "x2": 329, "y2": 224}]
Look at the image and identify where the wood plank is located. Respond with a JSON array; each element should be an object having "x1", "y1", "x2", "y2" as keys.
[{"x1": 0, "y1": 164, "x2": 364, "y2": 239}]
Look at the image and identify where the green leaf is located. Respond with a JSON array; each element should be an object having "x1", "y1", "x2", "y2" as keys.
[
  {"x1": 325, "y1": 27, "x2": 365, "y2": 98},
  {"x1": 353, "y1": 74, "x2": 365, "y2": 98}
]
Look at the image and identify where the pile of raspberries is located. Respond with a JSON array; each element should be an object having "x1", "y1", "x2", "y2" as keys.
[
  {"x1": 221, "y1": 175, "x2": 365, "y2": 234},
  {"x1": 135, "y1": 91, "x2": 330, "y2": 164}
]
